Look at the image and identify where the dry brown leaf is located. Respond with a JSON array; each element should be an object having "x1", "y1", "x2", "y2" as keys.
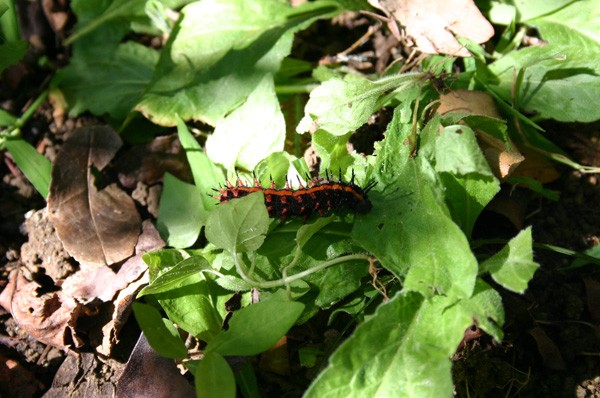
[
  {"x1": 48, "y1": 126, "x2": 141, "y2": 268},
  {"x1": 438, "y1": 90, "x2": 525, "y2": 179},
  {"x1": 0, "y1": 271, "x2": 85, "y2": 350},
  {"x1": 368, "y1": 0, "x2": 493, "y2": 56},
  {"x1": 485, "y1": 189, "x2": 528, "y2": 230},
  {"x1": 510, "y1": 146, "x2": 560, "y2": 184},
  {"x1": 116, "y1": 335, "x2": 195, "y2": 398},
  {"x1": 528, "y1": 327, "x2": 566, "y2": 370}
]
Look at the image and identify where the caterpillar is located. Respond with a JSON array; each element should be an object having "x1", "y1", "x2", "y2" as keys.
[{"x1": 213, "y1": 171, "x2": 375, "y2": 220}]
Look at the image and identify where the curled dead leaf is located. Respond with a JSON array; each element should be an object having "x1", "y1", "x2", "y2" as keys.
[
  {"x1": 48, "y1": 126, "x2": 141, "y2": 268},
  {"x1": 0, "y1": 271, "x2": 85, "y2": 350},
  {"x1": 368, "y1": 0, "x2": 493, "y2": 56}
]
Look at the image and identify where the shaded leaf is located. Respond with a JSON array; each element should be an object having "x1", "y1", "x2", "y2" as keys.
[
  {"x1": 194, "y1": 352, "x2": 236, "y2": 398},
  {"x1": 116, "y1": 334, "x2": 195, "y2": 398},
  {"x1": 47, "y1": 126, "x2": 141, "y2": 267},
  {"x1": 132, "y1": 302, "x2": 187, "y2": 359},
  {"x1": 206, "y1": 299, "x2": 304, "y2": 356}
]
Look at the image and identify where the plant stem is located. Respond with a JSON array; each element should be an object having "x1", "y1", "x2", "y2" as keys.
[{"x1": 233, "y1": 251, "x2": 371, "y2": 289}]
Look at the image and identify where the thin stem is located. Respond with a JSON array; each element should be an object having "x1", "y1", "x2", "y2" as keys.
[
  {"x1": 16, "y1": 90, "x2": 49, "y2": 129},
  {"x1": 233, "y1": 251, "x2": 372, "y2": 289}
]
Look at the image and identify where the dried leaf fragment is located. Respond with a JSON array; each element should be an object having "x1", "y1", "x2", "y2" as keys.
[
  {"x1": 48, "y1": 126, "x2": 141, "y2": 268},
  {"x1": 368, "y1": 0, "x2": 494, "y2": 56},
  {"x1": 0, "y1": 271, "x2": 85, "y2": 350}
]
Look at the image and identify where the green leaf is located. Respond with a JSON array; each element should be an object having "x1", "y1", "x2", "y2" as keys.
[
  {"x1": 143, "y1": 248, "x2": 186, "y2": 281},
  {"x1": 58, "y1": 41, "x2": 159, "y2": 119},
  {"x1": 480, "y1": 227, "x2": 540, "y2": 293},
  {"x1": 305, "y1": 287, "x2": 503, "y2": 397},
  {"x1": 0, "y1": 108, "x2": 17, "y2": 126},
  {"x1": 529, "y1": 1, "x2": 600, "y2": 44},
  {"x1": 420, "y1": 118, "x2": 500, "y2": 237},
  {"x1": 194, "y1": 352, "x2": 236, "y2": 398},
  {"x1": 206, "y1": 299, "x2": 304, "y2": 356},
  {"x1": 132, "y1": 302, "x2": 187, "y2": 359},
  {"x1": 136, "y1": 0, "x2": 340, "y2": 126},
  {"x1": 175, "y1": 115, "x2": 224, "y2": 211},
  {"x1": 206, "y1": 76, "x2": 285, "y2": 170},
  {"x1": 312, "y1": 129, "x2": 353, "y2": 172},
  {"x1": 353, "y1": 109, "x2": 477, "y2": 299},
  {"x1": 156, "y1": 173, "x2": 204, "y2": 248},
  {"x1": 488, "y1": 43, "x2": 600, "y2": 122},
  {"x1": 138, "y1": 255, "x2": 211, "y2": 298},
  {"x1": 205, "y1": 192, "x2": 270, "y2": 253},
  {"x1": 0, "y1": 39, "x2": 27, "y2": 73},
  {"x1": 66, "y1": 0, "x2": 146, "y2": 44},
  {"x1": 154, "y1": 272, "x2": 223, "y2": 341},
  {"x1": 434, "y1": 125, "x2": 494, "y2": 177},
  {"x1": 296, "y1": 73, "x2": 423, "y2": 136},
  {"x1": 4, "y1": 138, "x2": 51, "y2": 198}
]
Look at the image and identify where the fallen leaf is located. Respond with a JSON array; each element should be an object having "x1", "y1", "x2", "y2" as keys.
[
  {"x1": 48, "y1": 126, "x2": 141, "y2": 268},
  {"x1": 368, "y1": 0, "x2": 493, "y2": 56},
  {"x1": 43, "y1": 353, "x2": 125, "y2": 398},
  {"x1": 486, "y1": 189, "x2": 528, "y2": 230},
  {"x1": 528, "y1": 326, "x2": 565, "y2": 370},
  {"x1": 116, "y1": 334, "x2": 195, "y2": 398},
  {"x1": 509, "y1": 146, "x2": 560, "y2": 184},
  {"x1": 0, "y1": 270, "x2": 85, "y2": 350},
  {"x1": 583, "y1": 277, "x2": 600, "y2": 323}
]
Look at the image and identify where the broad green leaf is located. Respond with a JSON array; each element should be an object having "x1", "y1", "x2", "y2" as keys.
[
  {"x1": 67, "y1": 0, "x2": 146, "y2": 44},
  {"x1": 58, "y1": 41, "x2": 159, "y2": 119},
  {"x1": 235, "y1": 363, "x2": 261, "y2": 398},
  {"x1": 253, "y1": 151, "x2": 293, "y2": 188},
  {"x1": 305, "y1": 286, "x2": 503, "y2": 398},
  {"x1": 529, "y1": 1, "x2": 600, "y2": 44},
  {"x1": 205, "y1": 192, "x2": 270, "y2": 253},
  {"x1": 440, "y1": 173, "x2": 500, "y2": 238},
  {"x1": 0, "y1": 39, "x2": 27, "y2": 73},
  {"x1": 421, "y1": 119, "x2": 500, "y2": 237},
  {"x1": 488, "y1": 43, "x2": 600, "y2": 122},
  {"x1": 5, "y1": 138, "x2": 51, "y2": 198},
  {"x1": 156, "y1": 173, "x2": 204, "y2": 248},
  {"x1": 132, "y1": 302, "x2": 187, "y2": 359},
  {"x1": 487, "y1": 0, "x2": 572, "y2": 23},
  {"x1": 296, "y1": 73, "x2": 422, "y2": 136},
  {"x1": 206, "y1": 76, "x2": 285, "y2": 170},
  {"x1": 353, "y1": 109, "x2": 477, "y2": 299},
  {"x1": 434, "y1": 125, "x2": 494, "y2": 177},
  {"x1": 480, "y1": 227, "x2": 540, "y2": 293},
  {"x1": 138, "y1": 255, "x2": 211, "y2": 297},
  {"x1": 175, "y1": 115, "x2": 223, "y2": 211},
  {"x1": 206, "y1": 299, "x2": 304, "y2": 356},
  {"x1": 154, "y1": 272, "x2": 223, "y2": 341},
  {"x1": 136, "y1": 0, "x2": 340, "y2": 126},
  {"x1": 143, "y1": 248, "x2": 186, "y2": 281},
  {"x1": 194, "y1": 352, "x2": 236, "y2": 398},
  {"x1": 312, "y1": 129, "x2": 353, "y2": 172}
]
